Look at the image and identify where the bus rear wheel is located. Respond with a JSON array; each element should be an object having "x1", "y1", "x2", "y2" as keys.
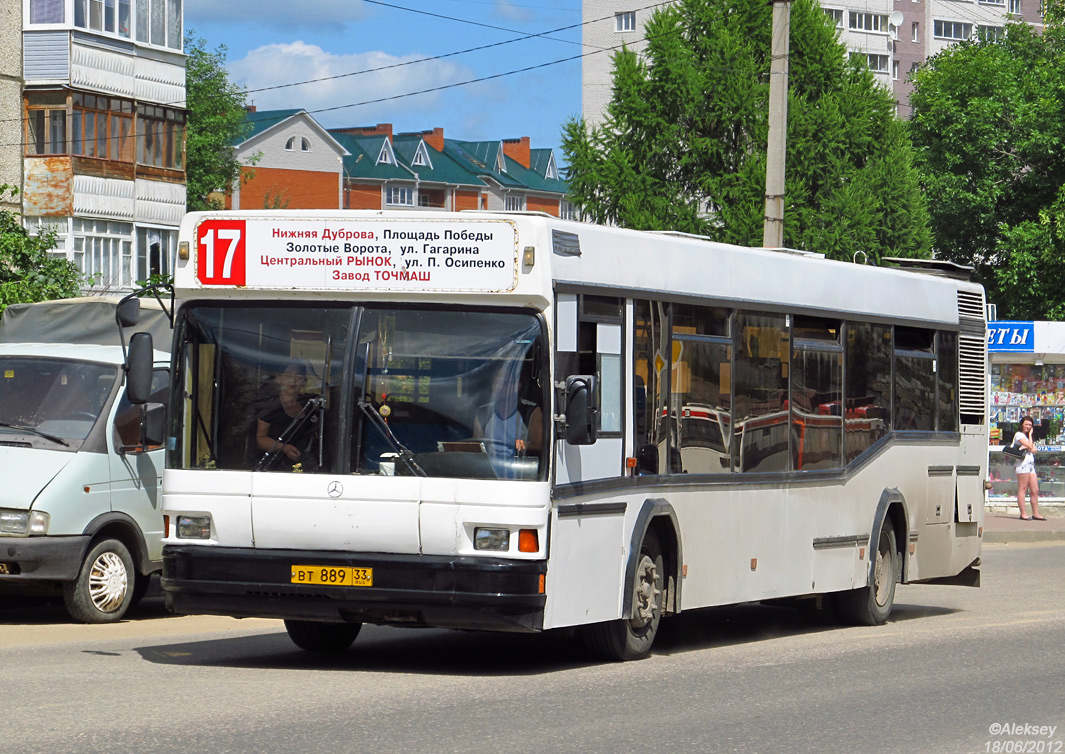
[
  {"x1": 284, "y1": 620, "x2": 362, "y2": 652},
  {"x1": 581, "y1": 529, "x2": 665, "y2": 661},
  {"x1": 837, "y1": 525, "x2": 898, "y2": 626}
]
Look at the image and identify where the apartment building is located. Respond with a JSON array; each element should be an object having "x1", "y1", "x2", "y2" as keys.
[
  {"x1": 17, "y1": 0, "x2": 187, "y2": 290},
  {"x1": 583, "y1": 0, "x2": 1045, "y2": 122},
  {"x1": 1, "y1": 0, "x2": 23, "y2": 211}
]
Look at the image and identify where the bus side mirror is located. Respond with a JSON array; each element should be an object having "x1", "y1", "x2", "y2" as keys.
[
  {"x1": 117, "y1": 297, "x2": 141, "y2": 328},
  {"x1": 126, "y1": 332, "x2": 154, "y2": 405},
  {"x1": 565, "y1": 374, "x2": 598, "y2": 445}
]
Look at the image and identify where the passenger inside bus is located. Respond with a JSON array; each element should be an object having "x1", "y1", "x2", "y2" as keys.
[{"x1": 255, "y1": 359, "x2": 321, "y2": 470}]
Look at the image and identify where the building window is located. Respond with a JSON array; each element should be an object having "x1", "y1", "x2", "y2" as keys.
[
  {"x1": 136, "y1": 227, "x2": 175, "y2": 282},
  {"x1": 933, "y1": 20, "x2": 973, "y2": 40},
  {"x1": 615, "y1": 11, "x2": 636, "y2": 31},
  {"x1": 133, "y1": 0, "x2": 181, "y2": 50},
  {"x1": 72, "y1": 94, "x2": 134, "y2": 162},
  {"x1": 301, "y1": 137, "x2": 310, "y2": 152},
  {"x1": 26, "y1": 109, "x2": 67, "y2": 155},
  {"x1": 824, "y1": 8, "x2": 844, "y2": 28},
  {"x1": 386, "y1": 186, "x2": 414, "y2": 206},
  {"x1": 74, "y1": 219, "x2": 133, "y2": 290},
  {"x1": 560, "y1": 201, "x2": 579, "y2": 221},
  {"x1": 29, "y1": 0, "x2": 65, "y2": 23},
  {"x1": 851, "y1": 52, "x2": 889, "y2": 73},
  {"x1": 849, "y1": 12, "x2": 888, "y2": 32},
  {"x1": 136, "y1": 104, "x2": 185, "y2": 169},
  {"x1": 505, "y1": 194, "x2": 526, "y2": 211},
  {"x1": 73, "y1": 0, "x2": 132, "y2": 38},
  {"x1": 978, "y1": 0, "x2": 1006, "y2": 5},
  {"x1": 1008, "y1": 0, "x2": 1022, "y2": 13},
  {"x1": 285, "y1": 137, "x2": 295, "y2": 151},
  {"x1": 978, "y1": 25, "x2": 1005, "y2": 40},
  {"x1": 912, "y1": 22, "x2": 919, "y2": 42},
  {"x1": 892, "y1": 60, "x2": 899, "y2": 80}
]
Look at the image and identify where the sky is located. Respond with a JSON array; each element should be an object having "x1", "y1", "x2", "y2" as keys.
[{"x1": 184, "y1": 0, "x2": 586, "y2": 162}]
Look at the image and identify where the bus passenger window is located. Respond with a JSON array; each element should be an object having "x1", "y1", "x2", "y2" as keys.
[
  {"x1": 733, "y1": 312, "x2": 789, "y2": 473},
  {"x1": 844, "y1": 322, "x2": 891, "y2": 462}
]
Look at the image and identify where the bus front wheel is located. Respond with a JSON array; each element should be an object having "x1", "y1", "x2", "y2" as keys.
[
  {"x1": 284, "y1": 620, "x2": 362, "y2": 652},
  {"x1": 837, "y1": 525, "x2": 898, "y2": 626},
  {"x1": 581, "y1": 529, "x2": 665, "y2": 661}
]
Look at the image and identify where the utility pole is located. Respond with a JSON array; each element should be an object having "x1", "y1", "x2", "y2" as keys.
[{"x1": 762, "y1": 0, "x2": 791, "y2": 249}]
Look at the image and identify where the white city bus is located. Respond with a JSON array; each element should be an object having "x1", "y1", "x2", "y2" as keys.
[{"x1": 150, "y1": 210, "x2": 987, "y2": 660}]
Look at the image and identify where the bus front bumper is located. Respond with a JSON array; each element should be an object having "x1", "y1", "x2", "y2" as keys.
[{"x1": 161, "y1": 545, "x2": 547, "y2": 632}]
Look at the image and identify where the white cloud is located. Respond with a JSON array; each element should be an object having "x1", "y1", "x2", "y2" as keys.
[{"x1": 229, "y1": 41, "x2": 477, "y2": 124}]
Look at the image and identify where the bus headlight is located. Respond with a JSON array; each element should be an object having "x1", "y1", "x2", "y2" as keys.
[
  {"x1": 176, "y1": 515, "x2": 212, "y2": 539},
  {"x1": 474, "y1": 527, "x2": 510, "y2": 551},
  {"x1": 0, "y1": 509, "x2": 49, "y2": 536}
]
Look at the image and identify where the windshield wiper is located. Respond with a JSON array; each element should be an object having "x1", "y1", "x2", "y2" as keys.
[
  {"x1": 256, "y1": 396, "x2": 325, "y2": 472},
  {"x1": 357, "y1": 400, "x2": 426, "y2": 477},
  {"x1": 0, "y1": 421, "x2": 70, "y2": 447}
]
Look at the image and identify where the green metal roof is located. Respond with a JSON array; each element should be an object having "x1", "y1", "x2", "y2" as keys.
[
  {"x1": 234, "y1": 109, "x2": 304, "y2": 145},
  {"x1": 331, "y1": 132, "x2": 412, "y2": 181}
]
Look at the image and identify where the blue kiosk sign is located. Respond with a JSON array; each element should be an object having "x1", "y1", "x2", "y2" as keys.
[{"x1": 987, "y1": 321, "x2": 1035, "y2": 353}]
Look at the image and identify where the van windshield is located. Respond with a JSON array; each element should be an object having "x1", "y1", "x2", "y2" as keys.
[{"x1": 0, "y1": 357, "x2": 117, "y2": 447}]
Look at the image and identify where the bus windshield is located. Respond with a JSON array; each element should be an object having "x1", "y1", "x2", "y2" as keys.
[{"x1": 172, "y1": 305, "x2": 547, "y2": 480}]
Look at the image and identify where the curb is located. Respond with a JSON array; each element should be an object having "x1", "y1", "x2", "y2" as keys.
[{"x1": 984, "y1": 529, "x2": 1065, "y2": 544}]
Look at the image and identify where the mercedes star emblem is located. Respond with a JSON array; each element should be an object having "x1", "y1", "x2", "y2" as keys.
[{"x1": 327, "y1": 481, "x2": 343, "y2": 498}]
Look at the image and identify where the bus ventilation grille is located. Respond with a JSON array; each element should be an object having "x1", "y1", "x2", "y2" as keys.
[{"x1": 957, "y1": 289, "x2": 987, "y2": 419}]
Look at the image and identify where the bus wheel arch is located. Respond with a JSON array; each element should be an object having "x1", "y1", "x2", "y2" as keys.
[
  {"x1": 581, "y1": 500, "x2": 680, "y2": 661},
  {"x1": 837, "y1": 491, "x2": 906, "y2": 626}
]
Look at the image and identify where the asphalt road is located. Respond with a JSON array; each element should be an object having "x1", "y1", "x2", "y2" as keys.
[{"x1": 2, "y1": 541, "x2": 1063, "y2": 754}]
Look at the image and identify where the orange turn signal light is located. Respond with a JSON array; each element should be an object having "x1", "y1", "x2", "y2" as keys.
[{"x1": 518, "y1": 528, "x2": 539, "y2": 553}]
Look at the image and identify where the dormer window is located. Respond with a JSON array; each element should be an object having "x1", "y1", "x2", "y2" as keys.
[
  {"x1": 545, "y1": 153, "x2": 559, "y2": 180},
  {"x1": 286, "y1": 136, "x2": 310, "y2": 152},
  {"x1": 377, "y1": 140, "x2": 396, "y2": 165},
  {"x1": 285, "y1": 137, "x2": 295, "y2": 151},
  {"x1": 412, "y1": 141, "x2": 433, "y2": 168}
]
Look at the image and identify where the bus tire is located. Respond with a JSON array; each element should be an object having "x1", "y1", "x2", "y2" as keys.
[
  {"x1": 62, "y1": 538, "x2": 135, "y2": 623},
  {"x1": 581, "y1": 529, "x2": 665, "y2": 661},
  {"x1": 284, "y1": 620, "x2": 362, "y2": 652},
  {"x1": 838, "y1": 525, "x2": 898, "y2": 626}
]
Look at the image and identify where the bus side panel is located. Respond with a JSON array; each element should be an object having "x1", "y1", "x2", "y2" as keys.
[{"x1": 542, "y1": 506, "x2": 626, "y2": 629}]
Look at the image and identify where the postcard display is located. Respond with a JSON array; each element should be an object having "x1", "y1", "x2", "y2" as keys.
[{"x1": 989, "y1": 363, "x2": 1065, "y2": 500}]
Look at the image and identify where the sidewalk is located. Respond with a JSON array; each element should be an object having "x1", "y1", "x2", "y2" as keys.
[{"x1": 983, "y1": 504, "x2": 1065, "y2": 543}]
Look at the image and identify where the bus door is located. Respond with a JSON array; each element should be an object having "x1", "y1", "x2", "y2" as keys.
[{"x1": 554, "y1": 293, "x2": 625, "y2": 484}]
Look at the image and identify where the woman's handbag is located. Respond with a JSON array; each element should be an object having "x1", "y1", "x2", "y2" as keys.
[{"x1": 1003, "y1": 443, "x2": 1026, "y2": 460}]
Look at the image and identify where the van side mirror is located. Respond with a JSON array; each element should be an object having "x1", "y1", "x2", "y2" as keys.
[
  {"x1": 565, "y1": 374, "x2": 598, "y2": 445},
  {"x1": 126, "y1": 332, "x2": 154, "y2": 405},
  {"x1": 119, "y1": 403, "x2": 166, "y2": 454}
]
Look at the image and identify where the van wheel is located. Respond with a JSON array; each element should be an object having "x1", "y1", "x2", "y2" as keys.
[
  {"x1": 63, "y1": 538, "x2": 135, "y2": 623},
  {"x1": 284, "y1": 620, "x2": 362, "y2": 652},
  {"x1": 581, "y1": 529, "x2": 665, "y2": 661},
  {"x1": 838, "y1": 525, "x2": 898, "y2": 626}
]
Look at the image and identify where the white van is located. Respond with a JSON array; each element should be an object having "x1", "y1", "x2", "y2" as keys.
[{"x1": 0, "y1": 295, "x2": 170, "y2": 622}]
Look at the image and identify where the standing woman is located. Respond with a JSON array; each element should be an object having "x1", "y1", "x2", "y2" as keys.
[{"x1": 1014, "y1": 416, "x2": 1046, "y2": 520}]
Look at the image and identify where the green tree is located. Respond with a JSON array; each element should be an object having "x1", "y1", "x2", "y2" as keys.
[
  {"x1": 0, "y1": 186, "x2": 83, "y2": 318},
  {"x1": 908, "y1": 1, "x2": 1065, "y2": 318},
  {"x1": 562, "y1": 0, "x2": 931, "y2": 262},
  {"x1": 185, "y1": 31, "x2": 256, "y2": 211}
]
